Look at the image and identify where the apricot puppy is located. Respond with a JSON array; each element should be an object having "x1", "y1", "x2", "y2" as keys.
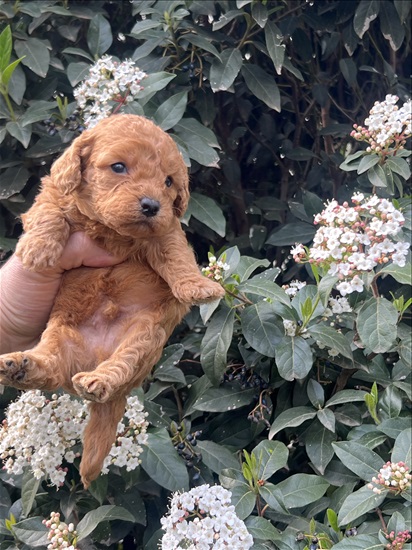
[{"x1": 0, "y1": 114, "x2": 224, "y2": 487}]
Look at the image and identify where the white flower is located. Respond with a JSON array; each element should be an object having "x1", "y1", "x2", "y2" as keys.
[
  {"x1": 0, "y1": 391, "x2": 148, "y2": 487},
  {"x1": 329, "y1": 296, "x2": 352, "y2": 314},
  {"x1": 283, "y1": 319, "x2": 297, "y2": 336},
  {"x1": 336, "y1": 281, "x2": 353, "y2": 296},
  {"x1": 160, "y1": 485, "x2": 253, "y2": 549}
]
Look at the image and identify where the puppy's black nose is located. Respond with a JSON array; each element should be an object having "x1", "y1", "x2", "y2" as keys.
[{"x1": 140, "y1": 198, "x2": 160, "y2": 217}]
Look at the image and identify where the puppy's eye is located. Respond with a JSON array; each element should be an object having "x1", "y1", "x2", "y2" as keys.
[
  {"x1": 111, "y1": 162, "x2": 127, "y2": 174},
  {"x1": 165, "y1": 176, "x2": 173, "y2": 187}
]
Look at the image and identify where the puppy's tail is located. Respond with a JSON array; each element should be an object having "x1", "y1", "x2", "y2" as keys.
[{"x1": 80, "y1": 397, "x2": 126, "y2": 489}]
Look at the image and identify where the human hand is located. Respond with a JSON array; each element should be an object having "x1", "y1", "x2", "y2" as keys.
[{"x1": 0, "y1": 232, "x2": 122, "y2": 354}]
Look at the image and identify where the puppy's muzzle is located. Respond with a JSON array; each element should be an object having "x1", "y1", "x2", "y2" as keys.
[{"x1": 140, "y1": 197, "x2": 160, "y2": 217}]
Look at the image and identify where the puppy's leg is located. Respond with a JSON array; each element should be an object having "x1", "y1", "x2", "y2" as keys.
[
  {"x1": 146, "y1": 226, "x2": 226, "y2": 304},
  {"x1": 72, "y1": 313, "x2": 167, "y2": 403},
  {"x1": 80, "y1": 396, "x2": 127, "y2": 489},
  {"x1": 17, "y1": 202, "x2": 70, "y2": 271},
  {"x1": 0, "y1": 325, "x2": 84, "y2": 391}
]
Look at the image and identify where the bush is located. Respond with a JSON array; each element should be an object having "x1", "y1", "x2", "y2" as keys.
[{"x1": 0, "y1": 1, "x2": 411, "y2": 549}]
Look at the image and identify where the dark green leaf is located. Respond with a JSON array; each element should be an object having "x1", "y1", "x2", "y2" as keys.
[
  {"x1": 358, "y1": 154, "x2": 380, "y2": 174},
  {"x1": 337, "y1": 486, "x2": 386, "y2": 526},
  {"x1": 266, "y1": 222, "x2": 316, "y2": 246},
  {"x1": 264, "y1": 20, "x2": 285, "y2": 75},
  {"x1": 357, "y1": 297, "x2": 398, "y2": 353},
  {"x1": 379, "y1": 0, "x2": 404, "y2": 50},
  {"x1": 140, "y1": 430, "x2": 189, "y2": 491},
  {"x1": 332, "y1": 441, "x2": 383, "y2": 481},
  {"x1": 308, "y1": 325, "x2": 353, "y2": 360},
  {"x1": 379, "y1": 262, "x2": 412, "y2": 285},
  {"x1": 0, "y1": 165, "x2": 30, "y2": 199},
  {"x1": 153, "y1": 91, "x2": 188, "y2": 131},
  {"x1": 275, "y1": 335, "x2": 314, "y2": 381},
  {"x1": 392, "y1": 428, "x2": 411, "y2": 466},
  {"x1": 230, "y1": 483, "x2": 256, "y2": 520},
  {"x1": 241, "y1": 301, "x2": 284, "y2": 357},
  {"x1": 196, "y1": 440, "x2": 239, "y2": 474},
  {"x1": 210, "y1": 48, "x2": 242, "y2": 92},
  {"x1": 325, "y1": 389, "x2": 368, "y2": 407},
  {"x1": 269, "y1": 406, "x2": 316, "y2": 438},
  {"x1": 67, "y1": 62, "x2": 91, "y2": 86},
  {"x1": 241, "y1": 63, "x2": 281, "y2": 112},
  {"x1": 14, "y1": 38, "x2": 50, "y2": 78},
  {"x1": 276, "y1": 474, "x2": 329, "y2": 508},
  {"x1": 252, "y1": 440, "x2": 289, "y2": 480},
  {"x1": 11, "y1": 518, "x2": 48, "y2": 547},
  {"x1": 353, "y1": 0, "x2": 380, "y2": 38},
  {"x1": 76, "y1": 505, "x2": 134, "y2": 541},
  {"x1": 244, "y1": 516, "x2": 281, "y2": 542},
  {"x1": 367, "y1": 163, "x2": 388, "y2": 187},
  {"x1": 6, "y1": 122, "x2": 31, "y2": 148},
  {"x1": 306, "y1": 421, "x2": 336, "y2": 474},
  {"x1": 21, "y1": 469, "x2": 41, "y2": 518},
  {"x1": 332, "y1": 533, "x2": 384, "y2": 549},
  {"x1": 87, "y1": 14, "x2": 113, "y2": 57},
  {"x1": 193, "y1": 384, "x2": 256, "y2": 412},
  {"x1": 188, "y1": 192, "x2": 226, "y2": 237}
]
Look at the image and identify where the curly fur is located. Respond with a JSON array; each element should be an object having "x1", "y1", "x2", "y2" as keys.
[{"x1": 0, "y1": 114, "x2": 224, "y2": 487}]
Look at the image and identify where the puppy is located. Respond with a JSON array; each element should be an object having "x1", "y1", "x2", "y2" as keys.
[{"x1": 0, "y1": 114, "x2": 225, "y2": 487}]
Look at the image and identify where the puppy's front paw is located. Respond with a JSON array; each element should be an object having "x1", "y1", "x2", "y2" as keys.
[
  {"x1": 0, "y1": 352, "x2": 34, "y2": 387},
  {"x1": 16, "y1": 235, "x2": 64, "y2": 271},
  {"x1": 172, "y1": 278, "x2": 225, "y2": 304},
  {"x1": 72, "y1": 372, "x2": 112, "y2": 403}
]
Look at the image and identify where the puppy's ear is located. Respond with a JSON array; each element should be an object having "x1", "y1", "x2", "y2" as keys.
[
  {"x1": 173, "y1": 162, "x2": 190, "y2": 218},
  {"x1": 49, "y1": 131, "x2": 91, "y2": 195}
]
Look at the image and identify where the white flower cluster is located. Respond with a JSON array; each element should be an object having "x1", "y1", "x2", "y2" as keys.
[
  {"x1": 282, "y1": 280, "x2": 306, "y2": 297},
  {"x1": 328, "y1": 296, "x2": 352, "y2": 314},
  {"x1": 201, "y1": 255, "x2": 230, "y2": 282},
  {"x1": 292, "y1": 194, "x2": 409, "y2": 296},
  {"x1": 43, "y1": 511, "x2": 79, "y2": 550},
  {"x1": 160, "y1": 484, "x2": 253, "y2": 549},
  {"x1": 102, "y1": 395, "x2": 148, "y2": 473},
  {"x1": 0, "y1": 391, "x2": 148, "y2": 487},
  {"x1": 73, "y1": 55, "x2": 147, "y2": 128},
  {"x1": 351, "y1": 94, "x2": 411, "y2": 150}
]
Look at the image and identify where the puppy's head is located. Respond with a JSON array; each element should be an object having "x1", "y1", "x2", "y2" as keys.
[{"x1": 49, "y1": 114, "x2": 189, "y2": 238}]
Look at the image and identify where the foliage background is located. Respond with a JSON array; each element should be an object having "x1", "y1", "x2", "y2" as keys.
[{"x1": 0, "y1": 1, "x2": 411, "y2": 549}]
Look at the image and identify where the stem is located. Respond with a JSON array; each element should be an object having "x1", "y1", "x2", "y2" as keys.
[
  {"x1": 376, "y1": 507, "x2": 387, "y2": 532},
  {"x1": 1, "y1": 92, "x2": 16, "y2": 121},
  {"x1": 370, "y1": 276, "x2": 380, "y2": 298}
]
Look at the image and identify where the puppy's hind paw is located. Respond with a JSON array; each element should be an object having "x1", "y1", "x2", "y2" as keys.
[
  {"x1": 72, "y1": 372, "x2": 112, "y2": 403},
  {"x1": 172, "y1": 278, "x2": 225, "y2": 304}
]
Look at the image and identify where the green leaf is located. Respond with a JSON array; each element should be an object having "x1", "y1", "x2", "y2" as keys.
[
  {"x1": 244, "y1": 516, "x2": 281, "y2": 542},
  {"x1": 252, "y1": 440, "x2": 289, "y2": 481},
  {"x1": 265, "y1": 20, "x2": 285, "y2": 75},
  {"x1": 11, "y1": 517, "x2": 48, "y2": 547},
  {"x1": 0, "y1": 25, "x2": 12, "y2": 72},
  {"x1": 182, "y1": 34, "x2": 222, "y2": 61},
  {"x1": 6, "y1": 121, "x2": 31, "y2": 148},
  {"x1": 153, "y1": 344, "x2": 185, "y2": 384},
  {"x1": 188, "y1": 192, "x2": 226, "y2": 237},
  {"x1": 0, "y1": 165, "x2": 30, "y2": 199},
  {"x1": 237, "y1": 281, "x2": 290, "y2": 307},
  {"x1": 193, "y1": 384, "x2": 256, "y2": 412},
  {"x1": 259, "y1": 483, "x2": 289, "y2": 513},
  {"x1": 367, "y1": 163, "x2": 388, "y2": 187},
  {"x1": 230, "y1": 483, "x2": 256, "y2": 520},
  {"x1": 308, "y1": 325, "x2": 353, "y2": 360},
  {"x1": 318, "y1": 275, "x2": 339, "y2": 307},
  {"x1": 76, "y1": 505, "x2": 134, "y2": 541},
  {"x1": 153, "y1": 91, "x2": 188, "y2": 131},
  {"x1": 201, "y1": 303, "x2": 234, "y2": 379},
  {"x1": 174, "y1": 132, "x2": 220, "y2": 167},
  {"x1": 386, "y1": 156, "x2": 411, "y2": 180},
  {"x1": 212, "y1": 10, "x2": 244, "y2": 31},
  {"x1": 378, "y1": 417, "x2": 412, "y2": 439},
  {"x1": 14, "y1": 38, "x2": 50, "y2": 78},
  {"x1": 87, "y1": 14, "x2": 113, "y2": 57},
  {"x1": 379, "y1": 262, "x2": 412, "y2": 285},
  {"x1": 20, "y1": 101, "x2": 55, "y2": 127},
  {"x1": 129, "y1": 19, "x2": 161, "y2": 35},
  {"x1": 140, "y1": 430, "x2": 189, "y2": 491},
  {"x1": 317, "y1": 408, "x2": 336, "y2": 433},
  {"x1": 354, "y1": 0, "x2": 380, "y2": 38},
  {"x1": 337, "y1": 486, "x2": 386, "y2": 526},
  {"x1": 332, "y1": 533, "x2": 384, "y2": 549},
  {"x1": 306, "y1": 421, "x2": 336, "y2": 474},
  {"x1": 135, "y1": 72, "x2": 175, "y2": 98},
  {"x1": 357, "y1": 297, "x2": 399, "y2": 353},
  {"x1": 266, "y1": 222, "x2": 316, "y2": 246},
  {"x1": 67, "y1": 62, "x2": 91, "y2": 87},
  {"x1": 276, "y1": 474, "x2": 329, "y2": 508},
  {"x1": 379, "y1": 0, "x2": 405, "y2": 51},
  {"x1": 275, "y1": 336, "x2": 314, "y2": 381},
  {"x1": 241, "y1": 64, "x2": 281, "y2": 112},
  {"x1": 391, "y1": 428, "x2": 412, "y2": 466},
  {"x1": 196, "y1": 440, "x2": 239, "y2": 474},
  {"x1": 210, "y1": 48, "x2": 242, "y2": 92},
  {"x1": 269, "y1": 406, "x2": 316, "y2": 438},
  {"x1": 1, "y1": 57, "x2": 25, "y2": 88},
  {"x1": 357, "y1": 154, "x2": 380, "y2": 174},
  {"x1": 21, "y1": 469, "x2": 41, "y2": 518},
  {"x1": 325, "y1": 389, "x2": 368, "y2": 407},
  {"x1": 339, "y1": 57, "x2": 357, "y2": 87},
  {"x1": 241, "y1": 301, "x2": 284, "y2": 357},
  {"x1": 331, "y1": 441, "x2": 383, "y2": 481}
]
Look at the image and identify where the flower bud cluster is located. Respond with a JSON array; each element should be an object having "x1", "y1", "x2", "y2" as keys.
[
  {"x1": 201, "y1": 255, "x2": 230, "y2": 282},
  {"x1": 291, "y1": 194, "x2": 408, "y2": 296},
  {"x1": 73, "y1": 55, "x2": 147, "y2": 128},
  {"x1": 384, "y1": 529, "x2": 411, "y2": 549},
  {"x1": 350, "y1": 94, "x2": 411, "y2": 152},
  {"x1": 282, "y1": 280, "x2": 306, "y2": 297},
  {"x1": 367, "y1": 461, "x2": 411, "y2": 495},
  {"x1": 160, "y1": 484, "x2": 253, "y2": 549},
  {"x1": 0, "y1": 391, "x2": 148, "y2": 486},
  {"x1": 42, "y1": 512, "x2": 78, "y2": 550}
]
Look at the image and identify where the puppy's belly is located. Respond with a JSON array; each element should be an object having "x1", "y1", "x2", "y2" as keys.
[{"x1": 53, "y1": 263, "x2": 175, "y2": 362}]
